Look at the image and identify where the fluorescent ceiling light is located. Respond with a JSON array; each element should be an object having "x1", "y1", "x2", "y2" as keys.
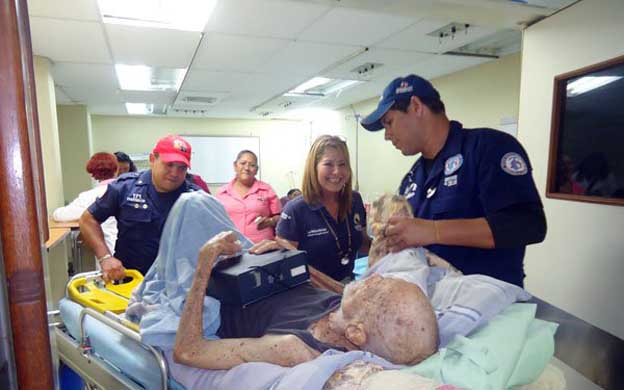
[
  {"x1": 115, "y1": 64, "x2": 186, "y2": 91},
  {"x1": 126, "y1": 103, "x2": 153, "y2": 115},
  {"x1": 285, "y1": 77, "x2": 363, "y2": 97},
  {"x1": 98, "y1": 0, "x2": 217, "y2": 32},
  {"x1": 567, "y1": 76, "x2": 622, "y2": 97}
]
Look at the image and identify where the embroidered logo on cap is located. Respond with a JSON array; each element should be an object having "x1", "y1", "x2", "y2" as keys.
[
  {"x1": 501, "y1": 152, "x2": 528, "y2": 176},
  {"x1": 173, "y1": 139, "x2": 188, "y2": 152},
  {"x1": 444, "y1": 154, "x2": 463, "y2": 175},
  {"x1": 396, "y1": 81, "x2": 413, "y2": 94}
]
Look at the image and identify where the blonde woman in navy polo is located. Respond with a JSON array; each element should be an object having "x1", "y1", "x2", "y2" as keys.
[{"x1": 277, "y1": 135, "x2": 370, "y2": 282}]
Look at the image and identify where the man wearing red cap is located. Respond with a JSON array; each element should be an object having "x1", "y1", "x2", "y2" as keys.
[{"x1": 80, "y1": 135, "x2": 200, "y2": 281}]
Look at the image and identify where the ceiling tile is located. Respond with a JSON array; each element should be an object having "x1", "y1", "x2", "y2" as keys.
[
  {"x1": 407, "y1": 54, "x2": 491, "y2": 80},
  {"x1": 52, "y1": 63, "x2": 117, "y2": 89},
  {"x1": 62, "y1": 86, "x2": 122, "y2": 105},
  {"x1": 106, "y1": 24, "x2": 201, "y2": 68},
  {"x1": 205, "y1": 0, "x2": 331, "y2": 38},
  {"x1": 30, "y1": 17, "x2": 111, "y2": 63},
  {"x1": 324, "y1": 47, "x2": 433, "y2": 80},
  {"x1": 28, "y1": 0, "x2": 101, "y2": 21},
  {"x1": 378, "y1": 19, "x2": 498, "y2": 54},
  {"x1": 54, "y1": 87, "x2": 74, "y2": 104},
  {"x1": 263, "y1": 41, "x2": 361, "y2": 76},
  {"x1": 192, "y1": 33, "x2": 290, "y2": 72},
  {"x1": 183, "y1": 69, "x2": 250, "y2": 92},
  {"x1": 120, "y1": 91, "x2": 177, "y2": 105},
  {"x1": 298, "y1": 7, "x2": 416, "y2": 46}
]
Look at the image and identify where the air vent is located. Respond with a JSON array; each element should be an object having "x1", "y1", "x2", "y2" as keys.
[
  {"x1": 182, "y1": 96, "x2": 219, "y2": 105},
  {"x1": 444, "y1": 29, "x2": 521, "y2": 59},
  {"x1": 169, "y1": 108, "x2": 211, "y2": 116},
  {"x1": 351, "y1": 62, "x2": 383, "y2": 76},
  {"x1": 427, "y1": 22, "x2": 471, "y2": 40}
]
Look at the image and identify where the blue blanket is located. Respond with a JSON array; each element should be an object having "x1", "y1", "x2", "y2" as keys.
[{"x1": 126, "y1": 191, "x2": 252, "y2": 349}]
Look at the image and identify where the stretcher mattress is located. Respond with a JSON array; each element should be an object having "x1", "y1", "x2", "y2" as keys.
[{"x1": 59, "y1": 298, "x2": 183, "y2": 390}]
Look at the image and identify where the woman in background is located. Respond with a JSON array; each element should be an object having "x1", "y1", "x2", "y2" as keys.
[
  {"x1": 277, "y1": 135, "x2": 369, "y2": 282},
  {"x1": 114, "y1": 151, "x2": 137, "y2": 174},
  {"x1": 53, "y1": 152, "x2": 119, "y2": 258},
  {"x1": 216, "y1": 150, "x2": 281, "y2": 243}
]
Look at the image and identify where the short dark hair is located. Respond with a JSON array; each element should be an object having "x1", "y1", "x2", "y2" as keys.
[
  {"x1": 114, "y1": 151, "x2": 137, "y2": 172},
  {"x1": 390, "y1": 96, "x2": 445, "y2": 114},
  {"x1": 287, "y1": 188, "x2": 301, "y2": 197}
]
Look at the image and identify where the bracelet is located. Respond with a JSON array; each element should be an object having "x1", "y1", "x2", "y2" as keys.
[
  {"x1": 97, "y1": 254, "x2": 112, "y2": 264},
  {"x1": 433, "y1": 220, "x2": 441, "y2": 243}
]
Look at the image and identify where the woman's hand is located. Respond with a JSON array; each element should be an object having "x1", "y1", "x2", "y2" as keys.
[
  {"x1": 255, "y1": 215, "x2": 278, "y2": 230},
  {"x1": 249, "y1": 237, "x2": 297, "y2": 254}
]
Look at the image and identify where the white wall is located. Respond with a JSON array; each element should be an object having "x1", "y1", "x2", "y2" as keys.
[
  {"x1": 57, "y1": 105, "x2": 93, "y2": 202},
  {"x1": 518, "y1": 0, "x2": 624, "y2": 339},
  {"x1": 90, "y1": 115, "x2": 310, "y2": 197}
]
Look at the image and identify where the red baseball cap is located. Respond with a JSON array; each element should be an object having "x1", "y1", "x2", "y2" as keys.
[{"x1": 152, "y1": 135, "x2": 192, "y2": 168}]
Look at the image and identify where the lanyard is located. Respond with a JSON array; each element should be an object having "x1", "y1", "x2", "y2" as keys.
[{"x1": 319, "y1": 210, "x2": 352, "y2": 265}]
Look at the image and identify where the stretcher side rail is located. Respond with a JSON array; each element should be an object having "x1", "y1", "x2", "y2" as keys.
[{"x1": 78, "y1": 307, "x2": 169, "y2": 390}]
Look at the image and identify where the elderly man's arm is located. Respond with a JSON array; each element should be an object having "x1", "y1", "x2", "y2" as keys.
[{"x1": 173, "y1": 232, "x2": 320, "y2": 370}]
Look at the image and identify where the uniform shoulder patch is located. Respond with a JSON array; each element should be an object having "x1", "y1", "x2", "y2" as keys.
[
  {"x1": 444, "y1": 154, "x2": 463, "y2": 175},
  {"x1": 501, "y1": 152, "x2": 528, "y2": 176}
]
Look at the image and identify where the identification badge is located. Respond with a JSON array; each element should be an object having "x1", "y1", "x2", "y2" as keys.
[{"x1": 444, "y1": 175, "x2": 458, "y2": 187}]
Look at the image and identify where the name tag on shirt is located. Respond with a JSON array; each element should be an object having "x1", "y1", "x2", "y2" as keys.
[{"x1": 306, "y1": 228, "x2": 329, "y2": 238}]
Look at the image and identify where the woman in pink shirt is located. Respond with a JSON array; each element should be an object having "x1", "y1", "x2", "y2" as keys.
[{"x1": 216, "y1": 150, "x2": 281, "y2": 243}]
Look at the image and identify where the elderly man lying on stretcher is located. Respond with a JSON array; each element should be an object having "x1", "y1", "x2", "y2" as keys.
[
  {"x1": 173, "y1": 193, "x2": 466, "y2": 372},
  {"x1": 127, "y1": 191, "x2": 534, "y2": 389},
  {"x1": 173, "y1": 228, "x2": 439, "y2": 370}
]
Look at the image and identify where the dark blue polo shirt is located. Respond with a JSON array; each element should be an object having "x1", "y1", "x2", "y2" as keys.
[
  {"x1": 88, "y1": 170, "x2": 199, "y2": 275},
  {"x1": 276, "y1": 192, "x2": 366, "y2": 281},
  {"x1": 399, "y1": 121, "x2": 542, "y2": 287}
]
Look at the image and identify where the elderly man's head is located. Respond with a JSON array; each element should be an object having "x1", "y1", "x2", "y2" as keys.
[{"x1": 328, "y1": 274, "x2": 438, "y2": 365}]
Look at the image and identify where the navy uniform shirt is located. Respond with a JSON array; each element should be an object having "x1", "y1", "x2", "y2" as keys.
[
  {"x1": 88, "y1": 170, "x2": 199, "y2": 275},
  {"x1": 399, "y1": 121, "x2": 542, "y2": 287},
  {"x1": 277, "y1": 192, "x2": 366, "y2": 281}
]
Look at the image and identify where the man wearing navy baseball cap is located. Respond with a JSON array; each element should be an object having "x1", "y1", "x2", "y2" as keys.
[
  {"x1": 80, "y1": 135, "x2": 201, "y2": 281},
  {"x1": 361, "y1": 74, "x2": 546, "y2": 287}
]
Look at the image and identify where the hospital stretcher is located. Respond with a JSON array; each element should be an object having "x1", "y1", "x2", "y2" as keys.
[
  {"x1": 53, "y1": 269, "x2": 618, "y2": 390},
  {"x1": 54, "y1": 270, "x2": 179, "y2": 390}
]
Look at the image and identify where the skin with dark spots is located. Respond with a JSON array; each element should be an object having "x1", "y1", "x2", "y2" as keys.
[{"x1": 173, "y1": 230, "x2": 438, "y2": 371}]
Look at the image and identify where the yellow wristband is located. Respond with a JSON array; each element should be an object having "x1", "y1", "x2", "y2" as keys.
[{"x1": 433, "y1": 220, "x2": 441, "y2": 243}]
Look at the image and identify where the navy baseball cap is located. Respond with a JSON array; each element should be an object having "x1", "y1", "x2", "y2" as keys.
[{"x1": 361, "y1": 74, "x2": 440, "y2": 131}]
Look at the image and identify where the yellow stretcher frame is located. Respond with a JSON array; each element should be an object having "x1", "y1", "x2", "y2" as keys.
[
  {"x1": 66, "y1": 269, "x2": 143, "y2": 331},
  {"x1": 58, "y1": 270, "x2": 170, "y2": 390}
]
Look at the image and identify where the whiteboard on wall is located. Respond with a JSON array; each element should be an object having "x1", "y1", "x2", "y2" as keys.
[{"x1": 182, "y1": 135, "x2": 260, "y2": 184}]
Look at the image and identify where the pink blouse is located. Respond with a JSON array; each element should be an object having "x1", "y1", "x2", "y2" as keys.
[{"x1": 216, "y1": 179, "x2": 282, "y2": 243}]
